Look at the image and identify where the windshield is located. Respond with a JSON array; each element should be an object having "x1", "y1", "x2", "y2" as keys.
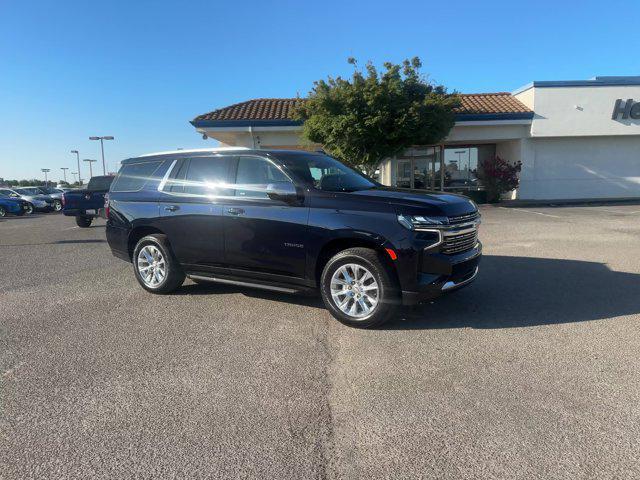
[
  {"x1": 275, "y1": 153, "x2": 377, "y2": 192},
  {"x1": 87, "y1": 176, "x2": 114, "y2": 191},
  {"x1": 16, "y1": 188, "x2": 41, "y2": 195}
]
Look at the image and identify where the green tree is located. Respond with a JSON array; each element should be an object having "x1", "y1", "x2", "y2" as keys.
[{"x1": 293, "y1": 57, "x2": 460, "y2": 174}]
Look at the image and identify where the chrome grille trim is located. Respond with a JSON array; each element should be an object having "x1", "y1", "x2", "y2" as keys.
[
  {"x1": 448, "y1": 211, "x2": 480, "y2": 225},
  {"x1": 441, "y1": 228, "x2": 478, "y2": 255}
]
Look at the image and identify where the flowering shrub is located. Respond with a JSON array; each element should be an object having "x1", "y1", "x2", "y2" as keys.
[{"x1": 479, "y1": 156, "x2": 522, "y2": 202}]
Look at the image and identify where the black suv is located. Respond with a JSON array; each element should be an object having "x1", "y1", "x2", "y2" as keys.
[{"x1": 106, "y1": 148, "x2": 481, "y2": 328}]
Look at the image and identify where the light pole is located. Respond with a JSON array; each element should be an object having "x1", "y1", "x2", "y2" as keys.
[
  {"x1": 70, "y1": 150, "x2": 82, "y2": 185},
  {"x1": 89, "y1": 136, "x2": 114, "y2": 175},
  {"x1": 60, "y1": 167, "x2": 69, "y2": 183},
  {"x1": 41, "y1": 168, "x2": 51, "y2": 186},
  {"x1": 83, "y1": 159, "x2": 97, "y2": 178}
]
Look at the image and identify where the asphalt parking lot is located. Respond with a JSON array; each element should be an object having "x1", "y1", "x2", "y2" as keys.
[{"x1": 2, "y1": 204, "x2": 640, "y2": 479}]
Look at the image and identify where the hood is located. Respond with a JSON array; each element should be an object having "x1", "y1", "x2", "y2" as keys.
[{"x1": 349, "y1": 187, "x2": 477, "y2": 217}]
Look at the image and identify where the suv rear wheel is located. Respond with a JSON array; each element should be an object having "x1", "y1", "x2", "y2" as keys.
[
  {"x1": 75, "y1": 215, "x2": 92, "y2": 228},
  {"x1": 133, "y1": 234, "x2": 185, "y2": 294},
  {"x1": 320, "y1": 247, "x2": 398, "y2": 328}
]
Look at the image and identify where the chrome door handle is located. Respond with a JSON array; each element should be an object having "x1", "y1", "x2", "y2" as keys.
[
  {"x1": 164, "y1": 205, "x2": 179, "y2": 212},
  {"x1": 227, "y1": 207, "x2": 245, "y2": 216}
]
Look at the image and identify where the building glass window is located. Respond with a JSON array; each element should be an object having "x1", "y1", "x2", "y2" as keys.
[
  {"x1": 443, "y1": 145, "x2": 495, "y2": 191},
  {"x1": 395, "y1": 146, "x2": 442, "y2": 190}
]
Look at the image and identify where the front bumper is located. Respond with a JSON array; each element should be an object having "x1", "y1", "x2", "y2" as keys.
[{"x1": 400, "y1": 242, "x2": 482, "y2": 305}]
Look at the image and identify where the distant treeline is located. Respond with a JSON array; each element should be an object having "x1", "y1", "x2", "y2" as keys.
[{"x1": 1, "y1": 179, "x2": 81, "y2": 187}]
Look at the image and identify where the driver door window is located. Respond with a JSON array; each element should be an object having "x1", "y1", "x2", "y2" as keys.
[{"x1": 234, "y1": 156, "x2": 291, "y2": 198}]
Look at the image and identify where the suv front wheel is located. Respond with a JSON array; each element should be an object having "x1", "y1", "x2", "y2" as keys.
[
  {"x1": 133, "y1": 234, "x2": 185, "y2": 294},
  {"x1": 320, "y1": 247, "x2": 398, "y2": 328}
]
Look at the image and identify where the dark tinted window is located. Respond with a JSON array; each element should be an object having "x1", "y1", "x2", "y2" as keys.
[
  {"x1": 166, "y1": 159, "x2": 189, "y2": 193},
  {"x1": 275, "y1": 153, "x2": 377, "y2": 192},
  {"x1": 234, "y1": 156, "x2": 290, "y2": 198},
  {"x1": 111, "y1": 161, "x2": 163, "y2": 192},
  {"x1": 184, "y1": 156, "x2": 232, "y2": 196},
  {"x1": 87, "y1": 176, "x2": 115, "y2": 191}
]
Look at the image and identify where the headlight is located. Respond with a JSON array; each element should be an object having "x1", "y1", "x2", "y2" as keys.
[{"x1": 397, "y1": 214, "x2": 448, "y2": 230}]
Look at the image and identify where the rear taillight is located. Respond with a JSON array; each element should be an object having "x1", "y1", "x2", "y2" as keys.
[
  {"x1": 104, "y1": 193, "x2": 110, "y2": 219},
  {"x1": 61, "y1": 193, "x2": 66, "y2": 206}
]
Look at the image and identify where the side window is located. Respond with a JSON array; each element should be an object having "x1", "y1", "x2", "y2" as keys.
[
  {"x1": 165, "y1": 159, "x2": 189, "y2": 193},
  {"x1": 234, "y1": 156, "x2": 290, "y2": 198},
  {"x1": 184, "y1": 156, "x2": 232, "y2": 197},
  {"x1": 111, "y1": 161, "x2": 163, "y2": 192}
]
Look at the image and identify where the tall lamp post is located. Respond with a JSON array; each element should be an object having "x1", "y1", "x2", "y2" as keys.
[
  {"x1": 70, "y1": 150, "x2": 82, "y2": 185},
  {"x1": 60, "y1": 167, "x2": 69, "y2": 183},
  {"x1": 89, "y1": 136, "x2": 114, "y2": 175},
  {"x1": 41, "y1": 168, "x2": 51, "y2": 186},
  {"x1": 83, "y1": 159, "x2": 97, "y2": 178}
]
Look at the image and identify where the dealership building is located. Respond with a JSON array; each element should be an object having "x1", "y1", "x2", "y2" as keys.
[{"x1": 191, "y1": 76, "x2": 640, "y2": 201}]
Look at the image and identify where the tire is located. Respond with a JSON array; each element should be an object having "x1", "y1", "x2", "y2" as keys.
[
  {"x1": 0, "y1": 206, "x2": 6, "y2": 217},
  {"x1": 133, "y1": 234, "x2": 185, "y2": 294},
  {"x1": 75, "y1": 215, "x2": 92, "y2": 228},
  {"x1": 320, "y1": 247, "x2": 398, "y2": 328},
  {"x1": 53, "y1": 200, "x2": 62, "y2": 212},
  {"x1": 24, "y1": 203, "x2": 34, "y2": 215}
]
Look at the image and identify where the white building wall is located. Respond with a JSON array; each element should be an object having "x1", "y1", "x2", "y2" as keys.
[
  {"x1": 518, "y1": 136, "x2": 640, "y2": 200},
  {"x1": 516, "y1": 85, "x2": 640, "y2": 137}
]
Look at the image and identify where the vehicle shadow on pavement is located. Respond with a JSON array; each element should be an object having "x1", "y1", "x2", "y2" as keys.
[{"x1": 388, "y1": 255, "x2": 640, "y2": 329}]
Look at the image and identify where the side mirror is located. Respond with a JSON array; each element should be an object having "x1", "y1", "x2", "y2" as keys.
[{"x1": 266, "y1": 182, "x2": 299, "y2": 204}]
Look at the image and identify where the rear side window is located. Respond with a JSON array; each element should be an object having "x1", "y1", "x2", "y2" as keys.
[
  {"x1": 111, "y1": 161, "x2": 162, "y2": 192},
  {"x1": 183, "y1": 156, "x2": 233, "y2": 197},
  {"x1": 234, "y1": 156, "x2": 290, "y2": 198}
]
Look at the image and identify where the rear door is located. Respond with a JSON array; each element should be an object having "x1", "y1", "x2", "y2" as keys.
[
  {"x1": 223, "y1": 155, "x2": 309, "y2": 279},
  {"x1": 158, "y1": 155, "x2": 232, "y2": 268}
]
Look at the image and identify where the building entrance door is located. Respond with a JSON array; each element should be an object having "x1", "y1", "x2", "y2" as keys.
[{"x1": 396, "y1": 146, "x2": 443, "y2": 190}]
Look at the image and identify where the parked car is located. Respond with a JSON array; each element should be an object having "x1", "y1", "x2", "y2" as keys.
[
  {"x1": 36, "y1": 186, "x2": 65, "y2": 211},
  {"x1": 0, "y1": 187, "x2": 49, "y2": 212},
  {"x1": 106, "y1": 148, "x2": 481, "y2": 328},
  {"x1": 62, "y1": 176, "x2": 114, "y2": 227},
  {"x1": 0, "y1": 192, "x2": 32, "y2": 216}
]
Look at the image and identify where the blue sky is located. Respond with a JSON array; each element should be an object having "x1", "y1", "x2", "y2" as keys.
[{"x1": 1, "y1": 0, "x2": 638, "y2": 181}]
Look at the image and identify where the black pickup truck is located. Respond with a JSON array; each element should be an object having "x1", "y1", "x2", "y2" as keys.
[{"x1": 62, "y1": 176, "x2": 114, "y2": 227}]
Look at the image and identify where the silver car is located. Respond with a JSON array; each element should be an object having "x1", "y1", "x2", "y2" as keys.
[
  {"x1": 34, "y1": 186, "x2": 65, "y2": 212},
  {"x1": 0, "y1": 188, "x2": 52, "y2": 212}
]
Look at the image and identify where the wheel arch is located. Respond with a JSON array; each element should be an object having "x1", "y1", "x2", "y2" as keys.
[
  {"x1": 313, "y1": 234, "x2": 398, "y2": 288},
  {"x1": 127, "y1": 226, "x2": 166, "y2": 260}
]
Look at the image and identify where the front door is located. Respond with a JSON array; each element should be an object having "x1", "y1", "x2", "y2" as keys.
[
  {"x1": 158, "y1": 155, "x2": 232, "y2": 268},
  {"x1": 223, "y1": 155, "x2": 309, "y2": 279}
]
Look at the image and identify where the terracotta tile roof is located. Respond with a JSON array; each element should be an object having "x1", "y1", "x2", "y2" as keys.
[
  {"x1": 194, "y1": 98, "x2": 302, "y2": 122},
  {"x1": 456, "y1": 93, "x2": 531, "y2": 114},
  {"x1": 193, "y1": 93, "x2": 531, "y2": 123}
]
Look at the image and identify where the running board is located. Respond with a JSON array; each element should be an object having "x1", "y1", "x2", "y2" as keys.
[{"x1": 188, "y1": 275, "x2": 298, "y2": 294}]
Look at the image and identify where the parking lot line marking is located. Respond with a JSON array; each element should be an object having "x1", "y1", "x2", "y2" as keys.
[
  {"x1": 62, "y1": 226, "x2": 79, "y2": 231},
  {"x1": 499, "y1": 207, "x2": 561, "y2": 218},
  {"x1": 584, "y1": 207, "x2": 640, "y2": 215}
]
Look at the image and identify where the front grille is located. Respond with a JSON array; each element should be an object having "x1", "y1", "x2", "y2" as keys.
[
  {"x1": 448, "y1": 211, "x2": 480, "y2": 225},
  {"x1": 442, "y1": 229, "x2": 478, "y2": 255}
]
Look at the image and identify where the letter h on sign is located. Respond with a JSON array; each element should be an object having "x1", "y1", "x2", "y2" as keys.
[{"x1": 612, "y1": 99, "x2": 640, "y2": 120}]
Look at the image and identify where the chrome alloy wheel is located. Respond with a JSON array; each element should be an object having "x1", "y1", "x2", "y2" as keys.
[
  {"x1": 330, "y1": 263, "x2": 379, "y2": 319},
  {"x1": 137, "y1": 245, "x2": 166, "y2": 287}
]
